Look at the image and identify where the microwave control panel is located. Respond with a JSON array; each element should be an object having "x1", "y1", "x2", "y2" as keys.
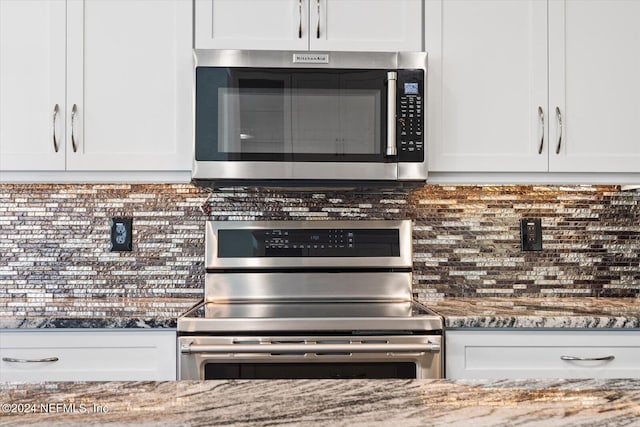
[{"x1": 397, "y1": 70, "x2": 424, "y2": 162}]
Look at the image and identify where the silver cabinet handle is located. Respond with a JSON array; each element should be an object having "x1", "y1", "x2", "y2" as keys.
[
  {"x1": 316, "y1": 0, "x2": 320, "y2": 38},
  {"x1": 561, "y1": 355, "x2": 615, "y2": 362},
  {"x1": 386, "y1": 71, "x2": 397, "y2": 157},
  {"x1": 2, "y1": 357, "x2": 59, "y2": 363},
  {"x1": 537, "y1": 106, "x2": 544, "y2": 154},
  {"x1": 71, "y1": 104, "x2": 78, "y2": 152},
  {"x1": 52, "y1": 104, "x2": 60, "y2": 153},
  {"x1": 181, "y1": 342, "x2": 441, "y2": 354},
  {"x1": 298, "y1": 0, "x2": 303, "y2": 38},
  {"x1": 555, "y1": 106, "x2": 563, "y2": 154}
]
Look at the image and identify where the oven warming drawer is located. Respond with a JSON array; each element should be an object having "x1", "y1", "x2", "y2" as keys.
[{"x1": 179, "y1": 335, "x2": 442, "y2": 380}]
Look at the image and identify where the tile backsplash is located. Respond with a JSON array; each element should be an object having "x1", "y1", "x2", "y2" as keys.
[{"x1": 1, "y1": 184, "x2": 638, "y2": 300}]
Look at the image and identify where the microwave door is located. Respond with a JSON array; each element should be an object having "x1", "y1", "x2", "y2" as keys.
[
  {"x1": 196, "y1": 68, "x2": 294, "y2": 161},
  {"x1": 290, "y1": 70, "x2": 387, "y2": 162}
]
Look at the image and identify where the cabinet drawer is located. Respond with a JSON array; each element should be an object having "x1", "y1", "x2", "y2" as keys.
[
  {"x1": 0, "y1": 329, "x2": 176, "y2": 381},
  {"x1": 446, "y1": 330, "x2": 640, "y2": 379}
]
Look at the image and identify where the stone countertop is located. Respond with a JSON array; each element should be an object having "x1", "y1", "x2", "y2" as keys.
[
  {"x1": 0, "y1": 297, "x2": 199, "y2": 329},
  {"x1": 1, "y1": 379, "x2": 639, "y2": 426},
  {"x1": 1, "y1": 296, "x2": 639, "y2": 330},
  {"x1": 423, "y1": 297, "x2": 640, "y2": 329}
]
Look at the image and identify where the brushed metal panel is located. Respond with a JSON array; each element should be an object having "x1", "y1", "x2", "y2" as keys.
[{"x1": 204, "y1": 272, "x2": 412, "y2": 302}]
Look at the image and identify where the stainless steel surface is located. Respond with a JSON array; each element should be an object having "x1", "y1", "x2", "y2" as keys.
[
  {"x1": 52, "y1": 104, "x2": 60, "y2": 153},
  {"x1": 386, "y1": 71, "x2": 398, "y2": 157},
  {"x1": 194, "y1": 50, "x2": 427, "y2": 71},
  {"x1": 71, "y1": 104, "x2": 78, "y2": 153},
  {"x1": 178, "y1": 301, "x2": 443, "y2": 333},
  {"x1": 179, "y1": 219, "x2": 443, "y2": 380},
  {"x1": 538, "y1": 106, "x2": 544, "y2": 154},
  {"x1": 316, "y1": 0, "x2": 321, "y2": 38},
  {"x1": 179, "y1": 334, "x2": 442, "y2": 380},
  {"x1": 398, "y1": 162, "x2": 427, "y2": 181},
  {"x1": 560, "y1": 355, "x2": 615, "y2": 362},
  {"x1": 193, "y1": 50, "x2": 427, "y2": 184},
  {"x1": 205, "y1": 220, "x2": 412, "y2": 269},
  {"x1": 555, "y1": 106, "x2": 563, "y2": 154},
  {"x1": 181, "y1": 342, "x2": 441, "y2": 354},
  {"x1": 205, "y1": 272, "x2": 412, "y2": 303},
  {"x1": 51, "y1": 104, "x2": 60, "y2": 153},
  {"x1": 2, "y1": 357, "x2": 59, "y2": 363},
  {"x1": 192, "y1": 161, "x2": 401, "y2": 181},
  {"x1": 298, "y1": 0, "x2": 303, "y2": 38}
]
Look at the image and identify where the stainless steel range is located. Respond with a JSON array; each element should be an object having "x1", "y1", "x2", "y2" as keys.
[{"x1": 178, "y1": 220, "x2": 443, "y2": 379}]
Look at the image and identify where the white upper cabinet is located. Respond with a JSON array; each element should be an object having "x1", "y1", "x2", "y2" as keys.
[
  {"x1": 309, "y1": 0, "x2": 422, "y2": 51},
  {"x1": 66, "y1": 0, "x2": 192, "y2": 171},
  {"x1": 195, "y1": 0, "x2": 423, "y2": 52},
  {"x1": 195, "y1": 0, "x2": 309, "y2": 50},
  {"x1": 0, "y1": 0, "x2": 66, "y2": 171},
  {"x1": 426, "y1": 0, "x2": 548, "y2": 172},
  {"x1": 0, "y1": 0, "x2": 192, "y2": 175},
  {"x1": 548, "y1": 0, "x2": 640, "y2": 172},
  {"x1": 427, "y1": 0, "x2": 640, "y2": 175}
]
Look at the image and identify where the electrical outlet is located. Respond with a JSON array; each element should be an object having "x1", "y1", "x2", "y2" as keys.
[
  {"x1": 520, "y1": 218, "x2": 542, "y2": 251},
  {"x1": 110, "y1": 218, "x2": 132, "y2": 251}
]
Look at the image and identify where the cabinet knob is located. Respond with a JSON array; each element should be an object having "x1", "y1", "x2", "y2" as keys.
[
  {"x1": 537, "y1": 106, "x2": 544, "y2": 154},
  {"x1": 2, "y1": 357, "x2": 59, "y2": 363},
  {"x1": 560, "y1": 355, "x2": 614, "y2": 362},
  {"x1": 71, "y1": 104, "x2": 78, "y2": 153},
  {"x1": 316, "y1": 0, "x2": 321, "y2": 38},
  {"x1": 52, "y1": 104, "x2": 60, "y2": 153},
  {"x1": 298, "y1": 0, "x2": 303, "y2": 38},
  {"x1": 555, "y1": 106, "x2": 563, "y2": 154}
]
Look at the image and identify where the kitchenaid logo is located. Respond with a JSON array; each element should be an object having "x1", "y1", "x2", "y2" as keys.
[{"x1": 293, "y1": 53, "x2": 329, "y2": 64}]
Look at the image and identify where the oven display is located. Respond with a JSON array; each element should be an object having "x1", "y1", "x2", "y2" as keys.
[{"x1": 218, "y1": 229, "x2": 400, "y2": 257}]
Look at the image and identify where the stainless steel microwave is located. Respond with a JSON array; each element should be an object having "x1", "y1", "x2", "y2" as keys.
[{"x1": 193, "y1": 50, "x2": 426, "y2": 186}]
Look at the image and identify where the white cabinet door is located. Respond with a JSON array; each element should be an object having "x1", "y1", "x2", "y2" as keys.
[
  {"x1": 195, "y1": 0, "x2": 309, "y2": 50},
  {"x1": 0, "y1": 0, "x2": 66, "y2": 171},
  {"x1": 194, "y1": 0, "x2": 421, "y2": 52},
  {"x1": 309, "y1": 0, "x2": 422, "y2": 52},
  {"x1": 0, "y1": 330, "x2": 176, "y2": 381},
  {"x1": 446, "y1": 330, "x2": 640, "y2": 379},
  {"x1": 549, "y1": 0, "x2": 640, "y2": 172},
  {"x1": 66, "y1": 0, "x2": 192, "y2": 171},
  {"x1": 426, "y1": 0, "x2": 548, "y2": 172}
]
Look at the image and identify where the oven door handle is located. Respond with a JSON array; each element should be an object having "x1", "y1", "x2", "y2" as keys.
[{"x1": 181, "y1": 342, "x2": 440, "y2": 354}]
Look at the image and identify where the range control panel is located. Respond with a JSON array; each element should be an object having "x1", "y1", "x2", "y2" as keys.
[
  {"x1": 218, "y1": 228, "x2": 400, "y2": 258},
  {"x1": 397, "y1": 70, "x2": 424, "y2": 162}
]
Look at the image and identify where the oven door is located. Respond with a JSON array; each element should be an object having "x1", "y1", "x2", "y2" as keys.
[{"x1": 179, "y1": 335, "x2": 442, "y2": 380}]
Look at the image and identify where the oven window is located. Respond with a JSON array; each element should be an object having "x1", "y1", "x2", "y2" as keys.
[
  {"x1": 195, "y1": 67, "x2": 388, "y2": 162},
  {"x1": 204, "y1": 362, "x2": 416, "y2": 379}
]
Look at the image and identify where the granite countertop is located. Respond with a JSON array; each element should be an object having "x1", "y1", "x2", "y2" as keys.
[
  {"x1": 423, "y1": 297, "x2": 640, "y2": 329},
  {"x1": 1, "y1": 379, "x2": 639, "y2": 426},
  {"x1": 1, "y1": 296, "x2": 639, "y2": 330},
  {"x1": 0, "y1": 297, "x2": 199, "y2": 329}
]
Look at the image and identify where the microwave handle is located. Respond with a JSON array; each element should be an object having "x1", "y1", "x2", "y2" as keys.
[{"x1": 386, "y1": 72, "x2": 397, "y2": 157}]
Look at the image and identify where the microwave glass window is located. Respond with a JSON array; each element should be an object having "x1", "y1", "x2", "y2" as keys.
[
  {"x1": 196, "y1": 68, "x2": 388, "y2": 162},
  {"x1": 217, "y1": 87, "x2": 288, "y2": 154}
]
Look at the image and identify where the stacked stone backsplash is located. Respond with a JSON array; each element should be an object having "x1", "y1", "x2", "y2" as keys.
[{"x1": 0, "y1": 184, "x2": 638, "y2": 300}]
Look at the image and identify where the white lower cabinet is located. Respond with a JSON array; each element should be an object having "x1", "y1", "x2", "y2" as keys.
[
  {"x1": 0, "y1": 329, "x2": 176, "y2": 381},
  {"x1": 446, "y1": 330, "x2": 640, "y2": 379}
]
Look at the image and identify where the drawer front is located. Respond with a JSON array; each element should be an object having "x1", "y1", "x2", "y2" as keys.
[
  {"x1": 446, "y1": 330, "x2": 640, "y2": 379},
  {"x1": 0, "y1": 330, "x2": 176, "y2": 381}
]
